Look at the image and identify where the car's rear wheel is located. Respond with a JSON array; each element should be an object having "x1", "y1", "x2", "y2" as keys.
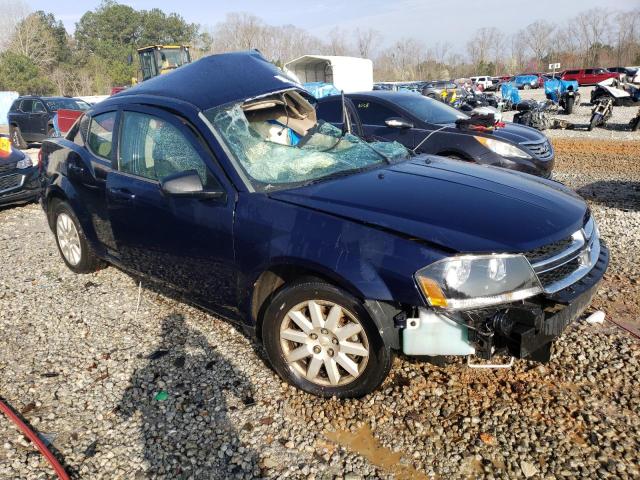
[
  {"x1": 9, "y1": 125, "x2": 27, "y2": 149},
  {"x1": 523, "y1": 84, "x2": 531, "y2": 90},
  {"x1": 52, "y1": 200, "x2": 101, "y2": 274},
  {"x1": 564, "y1": 96, "x2": 575, "y2": 114},
  {"x1": 262, "y1": 280, "x2": 392, "y2": 398}
]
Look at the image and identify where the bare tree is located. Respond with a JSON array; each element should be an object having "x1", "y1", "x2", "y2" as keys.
[
  {"x1": 8, "y1": 13, "x2": 56, "y2": 68},
  {"x1": 0, "y1": 0, "x2": 30, "y2": 51},
  {"x1": 521, "y1": 20, "x2": 555, "y2": 70},
  {"x1": 326, "y1": 27, "x2": 351, "y2": 56},
  {"x1": 354, "y1": 28, "x2": 381, "y2": 58},
  {"x1": 466, "y1": 27, "x2": 501, "y2": 73},
  {"x1": 612, "y1": 9, "x2": 640, "y2": 66},
  {"x1": 571, "y1": 8, "x2": 612, "y2": 66}
]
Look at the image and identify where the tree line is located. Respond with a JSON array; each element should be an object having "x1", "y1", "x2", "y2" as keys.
[{"x1": 0, "y1": 0, "x2": 638, "y2": 96}]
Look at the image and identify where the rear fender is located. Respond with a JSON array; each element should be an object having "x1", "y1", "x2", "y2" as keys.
[{"x1": 44, "y1": 176, "x2": 102, "y2": 253}]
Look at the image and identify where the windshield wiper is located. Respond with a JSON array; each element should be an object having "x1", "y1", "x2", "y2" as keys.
[{"x1": 301, "y1": 165, "x2": 373, "y2": 187}]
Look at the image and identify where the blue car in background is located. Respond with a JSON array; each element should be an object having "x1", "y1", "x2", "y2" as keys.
[{"x1": 40, "y1": 51, "x2": 608, "y2": 398}]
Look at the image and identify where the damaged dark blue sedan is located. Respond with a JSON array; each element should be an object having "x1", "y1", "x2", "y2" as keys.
[{"x1": 40, "y1": 51, "x2": 608, "y2": 398}]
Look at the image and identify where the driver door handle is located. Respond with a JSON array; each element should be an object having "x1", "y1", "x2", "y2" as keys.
[{"x1": 108, "y1": 187, "x2": 136, "y2": 204}]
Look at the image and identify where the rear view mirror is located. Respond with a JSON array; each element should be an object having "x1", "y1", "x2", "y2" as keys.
[
  {"x1": 385, "y1": 117, "x2": 414, "y2": 129},
  {"x1": 160, "y1": 170, "x2": 225, "y2": 200}
]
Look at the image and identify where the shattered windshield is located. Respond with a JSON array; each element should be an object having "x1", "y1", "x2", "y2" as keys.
[{"x1": 204, "y1": 103, "x2": 409, "y2": 191}]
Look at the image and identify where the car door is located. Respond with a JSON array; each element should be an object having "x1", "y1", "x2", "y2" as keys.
[
  {"x1": 352, "y1": 98, "x2": 417, "y2": 148},
  {"x1": 17, "y1": 99, "x2": 34, "y2": 138},
  {"x1": 30, "y1": 100, "x2": 49, "y2": 140},
  {"x1": 105, "y1": 105, "x2": 238, "y2": 316}
]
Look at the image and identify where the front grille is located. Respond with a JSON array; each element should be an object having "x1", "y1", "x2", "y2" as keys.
[
  {"x1": 527, "y1": 215, "x2": 599, "y2": 293},
  {"x1": 0, "y1": 173, "x2": 23, "y2": 193},
  {"x1": 0, "y1": 162, "x2": 17, "y2": 174},
  {"x1": 522, "y1": 140, "x2": 553, "y2": 160},
  {"x1": 525, "y1": 236, "x2": 574, "y2": 264},
  {"x1": 537, "y1": 258, "x2": 581, "y2": 287}
]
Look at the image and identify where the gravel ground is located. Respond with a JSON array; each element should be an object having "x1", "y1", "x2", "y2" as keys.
[
  {"x1": 500, "y1": 86, "x2": 640, "y2": 141},
  {"x1": 1, "y1": 140, "x2": 639, "y2": 479}
]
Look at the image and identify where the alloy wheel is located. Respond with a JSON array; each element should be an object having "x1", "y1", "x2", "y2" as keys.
[
  {"x1": 279, "y1": 300, "x2": 370, "y2": 387},
  {"x1": 56, "y1": 213, "x2": 82, "y2": 266}
]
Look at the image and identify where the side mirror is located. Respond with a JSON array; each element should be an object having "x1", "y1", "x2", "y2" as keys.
[
  {"x1": 385, "y1": 117, "x2": 413, "y2": 129},
  {"x1": 160, "y1": 170, "x2": 225, "y2": 200}
]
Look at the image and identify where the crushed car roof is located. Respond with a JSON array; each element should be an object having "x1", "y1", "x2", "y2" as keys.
[{"x1": 113, "y1": 50, "x2": 302, "y2": 110}]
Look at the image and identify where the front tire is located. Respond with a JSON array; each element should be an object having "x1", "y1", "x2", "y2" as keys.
[
  {"x1": 262, "y1": 280, "x2": 393, "y2": 398},
  {"x1": 51, "y1": 200, "x2": 101, "y2": 274},
  {"x1": 9, "y1": 125, "x2": 27, "y2": 149}
]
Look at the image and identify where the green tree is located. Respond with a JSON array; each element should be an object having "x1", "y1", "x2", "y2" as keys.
[
  {"x1": 34, "y1": 10, "x2": 72, "y2": 63},
  {"x1": 138, "y1": 8, "x2": 198, "y2": 46},
  {"x1": 0, "y1": 51, "x2": 54, "y2": 94}
]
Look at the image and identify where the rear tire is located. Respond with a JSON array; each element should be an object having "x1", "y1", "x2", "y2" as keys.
[
  {"x1": 261, "y1": 280, "x2": 393, "y2": 398},
  {"x1": 564, "y1": 97, "x2": 575, "y2": 114},
  {"x1": 51, "y1": 200, "x2": 101, "y2": 274},
  {"x1": 9, "y1": 125, "x2": 27, "y2": 149}
]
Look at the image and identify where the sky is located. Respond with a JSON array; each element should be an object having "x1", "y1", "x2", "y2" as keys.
[{"x1": 27, "y1": 0, "x2": 639, "y2": 54}]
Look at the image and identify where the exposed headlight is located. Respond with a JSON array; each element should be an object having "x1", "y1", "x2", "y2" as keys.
[
  {"x1": 16, "y1": 157, "x2": 33, "y2": 169},
  {"x1": 474, "y1": 136, "x2": 531, "y2": 159},
  {"x1": 415, "y1": 254, "x2": 542, "y2": 310}
]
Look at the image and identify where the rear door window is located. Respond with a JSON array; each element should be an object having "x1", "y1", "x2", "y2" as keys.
[
  {"x1": 20, "y1": 99, "x2": 33, "y2": 112},
  {"x1": 354, "y1": 100, "x2": 397, "y2": 125},
  {"x1": 565, "y1": 70, "x2": 579, "y2": 75},
  {"x1": 87, "y1": 111, "x2": 116, "y2": 160},
  {"x1": 118, "y1": 111, "x2": 214, "y2": 187}
]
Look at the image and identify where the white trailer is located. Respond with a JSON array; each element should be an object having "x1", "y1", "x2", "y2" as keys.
[{"x1": 284, "y1": 55, "x2": 373, "y2": 93}]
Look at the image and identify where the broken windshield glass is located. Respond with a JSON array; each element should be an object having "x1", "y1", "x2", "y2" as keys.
[{"x1": 204, "y1": 103, "x2": 409, "y2": 191}]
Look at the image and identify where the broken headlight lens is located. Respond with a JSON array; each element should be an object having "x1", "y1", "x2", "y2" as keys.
[
  {"x1": 474, "y1": 136, "x2": 531, "y2": 159},
  {"x1": 415, "y1": 254, "x2": 542, "y2": 310}
]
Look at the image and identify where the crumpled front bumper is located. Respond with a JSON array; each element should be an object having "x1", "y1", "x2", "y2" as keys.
[{"x1": 400, "y1": 243, "x2": 609, "y2": 362}]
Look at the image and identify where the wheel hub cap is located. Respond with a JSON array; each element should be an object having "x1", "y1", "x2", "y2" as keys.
[
  {"x1": 56, "y1": 213, "x2": 81, "y2": 266},
  {"x1": 279, "y1": 300, "x2": 370, "y2": 387}
]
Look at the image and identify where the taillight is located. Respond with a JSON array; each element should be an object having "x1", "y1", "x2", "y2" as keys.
[{"x1": 38, "y1": 148, "x2": 43, "y2": 171}]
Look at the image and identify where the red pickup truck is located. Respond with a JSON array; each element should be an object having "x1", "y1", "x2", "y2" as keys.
[{"x1": 561, "y1": 68, "x2": 622, "y2": 85}]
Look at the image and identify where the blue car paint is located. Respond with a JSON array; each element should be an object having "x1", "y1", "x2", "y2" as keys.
[{"x1": 40, "y1": 51, "x2": 595, "y2": 342}]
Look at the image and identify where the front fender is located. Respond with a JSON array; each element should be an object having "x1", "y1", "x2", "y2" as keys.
[{"x1": 235, "y1": 194, "x2": 443, "y2": 319}]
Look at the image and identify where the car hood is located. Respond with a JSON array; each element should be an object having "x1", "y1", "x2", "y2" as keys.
[
  {"x1": 270, "y1": 156, "x2": 586, "y2": 253},
  {"x1": 479, "y1": 122, "x2": 546, "y2": 145}
]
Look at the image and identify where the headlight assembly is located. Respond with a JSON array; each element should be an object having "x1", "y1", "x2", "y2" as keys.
[
  {"x1": 474, "y1": 136, "x2": 531, "y2": 159},
  {"x1": 415, "y1": 254, "x2": 542, "y2": 310},
  {"x1": 16, "y1": 157, "x2": 33, "y2": 169}
]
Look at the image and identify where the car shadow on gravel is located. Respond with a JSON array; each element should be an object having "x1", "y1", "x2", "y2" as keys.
[
  {"x1": 576, "y1": 180, "x2": 640, "y2": 211},
  {"x1": 117, "y1": 313, "x2": 260, "y2": 478}
]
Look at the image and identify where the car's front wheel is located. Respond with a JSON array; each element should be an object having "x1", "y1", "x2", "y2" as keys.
[
  {"x1": 51, "y1": 200, "x2": 101, "y2": 274},
  {"x1": 262, "y1": 280, "x2": 393, "y2": 398}
]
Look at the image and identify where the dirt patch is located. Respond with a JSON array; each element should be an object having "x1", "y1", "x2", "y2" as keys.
[
  {"x1": 551, "y1": 138, "x2": 640, "y2": 178},
  {"x1": 325, "y1": 425, "x2": 430, "y2": 479}
]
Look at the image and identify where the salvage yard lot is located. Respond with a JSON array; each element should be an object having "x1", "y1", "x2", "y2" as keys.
[{"x1": 1, "y1": 139, "x2": 639, "y2": 479}]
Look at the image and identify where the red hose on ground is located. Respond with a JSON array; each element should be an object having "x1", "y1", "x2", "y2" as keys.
[{"x1": 0, "y1": 397, "x2": 70, "y2": 480}]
